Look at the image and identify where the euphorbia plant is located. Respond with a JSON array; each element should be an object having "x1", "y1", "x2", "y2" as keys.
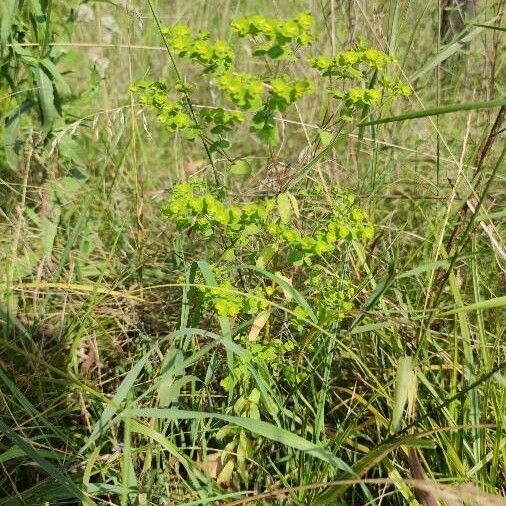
[{"x1": 131, "y1": 11, "x2": 410, "y2": 485}]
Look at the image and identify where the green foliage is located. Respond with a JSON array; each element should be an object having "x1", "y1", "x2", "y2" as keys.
[
  {"x1": 0, "y1": 1, "x2": 75, "y2": 168},
  {"x1": 139, "y1": 14, "x2": 404, "y2": 484},
  {"x1": 231, "y1": 12, "x2": 314, "y2": 58},
  {"x1": 162, "y1": 24, "x2": 235, "y2": 74},
  {"x1": 130, "y1": 81, "x2": 198, "y2": 138},
  {"x1": 309, "y1": 41, "x2": 412, "y2": 119},
  {"x1": 131, "y1": 13, "x2": 409, "y2": 150},
  {"x1": 163, "y1": 182, "x2": 374, "y2": 266},
  {"x1": 161, "y1": 179, "x2": 374, "y2": 484},
  {"x1": 4, "y1": 3, "x2": 504, "y2": 504},
  {"x1": 216, "y1": 72, "x2": 264, "y2": 111}
]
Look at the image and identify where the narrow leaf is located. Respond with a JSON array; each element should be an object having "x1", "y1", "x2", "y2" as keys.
[
  {"x1": 439, "y1": 296, "x2": 506, "y2": 316},
  {"x1": 32, "y1": 65, "x2": 58, "y2": 129},
  {"x1": 123, "y1": 408, "x2": 352, "y2": 472},
  {"x1": 359, "y1": 97, "x2": 506, "y2": 127},
  {"x1": 391, "y1": 356, "x2": 413, "y2": 432},
  {"x1": 277, "y1": 192, "x2": 292, "y2": 224},
  {"x1": 411, "y1": 23, "x2": 488, "y2": 81},
  {"x1": 0, "y1": 419, "x2": 94, "y2": 505},
  {"x1": 0, "y1": 0, "x2": 17, "y2": 46},
  {"x1": 80, "y1": 352, "x2": 151, "y2": 454},
  {"x1": 318, "y1": 130, "x2": 333, "y2": 147}
]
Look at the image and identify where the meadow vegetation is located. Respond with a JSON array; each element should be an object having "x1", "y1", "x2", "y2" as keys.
[{"x1": 0, "y1": 1, "x2": 505, "y2": 504}]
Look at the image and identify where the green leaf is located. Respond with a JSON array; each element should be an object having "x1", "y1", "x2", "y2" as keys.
[
  {"x1": 217, "y1": 459, "x2": 235, "y2": 484},
  {"x1": 318, "y1": 130, "x2": 333, "y2": 147},
  {"x1": 390, "y1": 356, "x2": 413, "y2": 432},
  {"x1": 209, "y1": 138, "x2": 231, "y2": 153},
  {"x1": 256, "y1": 244, "x2": 278, "y2": 269},
  {"x1": 287, "y1": 191, "x2": 299, "y2": 219},
  {"x1": 237, "y1": 264, "x2": 318, "y2": 323},
  {"x1": 0, "y1": 445, "x2": 62, "y2": 464},
  {"x1": 0, "y1": 419, "x2": 95, "y2": 505},
  {"x1": 123, "y1": 408, "x2": 352, "y2": 472},
  {"x1": 313, "y1": 431, "x2": 433, "y2": 504},
  {"x1": 40, "y1": 58, "x2": 72, "y2": 97},
  {"x1": 359, "y1": 97, "x2": 506, "y2": 127},
  {"x1": 156, "y1": 347, "x2": 184, "y2": 407},
  {"x1": 58, "y1": 135, "x2": 85, "y2": 164},
  {"x1": 32, "y1": 65, "x2": 59, "y2": 129},
  {"x1": 277, "y1": 192, "x2": 292, "y2": 224},
  {"x1": 27, "y1": 0, "x2": 46, "y2": 44},
  {"x1": 267, "y1": 45, "x2": 287, "y2": 59},
  {"x1": 80, "y1": 352, "x2": 151, "y2": 454},
  {"x1": 130, "y1": 419, "x2": 210, "y2": 484},
  {"x1": 251, "y1": 109, "x2": 279, "y2": 145},
  {"x1": 439, "y1": 296, "x2": 506, "y2": 316},
  {"x1": 2, "y1": 108, "x2": 23, "y2": 169},
  {"x1": 41, "y1": 215, "x2": 60, "y2": 256},
  {"x1": 159, "y1": 375, "x2": 196, "y2": 407},
  {"x1": 472, "y1": 23, "x2": 506, "y2": 32},
  {"x1": 0, "y1": 0, "x2": 18, "y2": 46},
  {"x1": 411, "y1": 22, "x2": 490, "y2": 81},
  {"x1": 258, "y1": 123, "x2": 279, "y2": 145},
  {"x1": 229, "y1": 159, "x2": 252, "y2": 177},
  {"x1": 196, "y1": 260, "x2": 232, "y2": 339}
]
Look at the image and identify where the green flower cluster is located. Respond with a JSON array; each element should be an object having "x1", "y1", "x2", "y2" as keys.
[
  {"x1": 162, "y1": 25, "x2": 234, "y2": 74},
  {"x1": 310, "y1": 47, "x2": 392, "y2": 79},
  {"x1": 203, "y1": 108, "x2": 245, "y2": 135},
  {"x1": 216, "y1": 72, "x2": 265, "y2": 111},
  {"x1": 215, "y1": 73, "x2": 314, "y2": 115},
  {"x1": 231, "y1": 12, "x2": 313, "y2": 58},
  {"x1": 293, "y1": 269, "x2": 356, "y2": 330},
  {"x1": 204, "y1": 282, "x2": 243, "y2": 317},
  {"x1": 331, "y1": 87, "x2": 383, "y2": 119},
  {"x1": 213, "y1": 73, "x2": 314, "y2": 144},
  {"x1": 200, "y1": 282, "x2": 270, "y2": 318},
  {"x1": 380, "y1": 75, "x2": 412, "y2": 97},
  {"x1": 268, "y1": 217, "x2": 373, "y2": 265},
  {"x1": 345, "y1": 87, "x2": 382, "y2": 106},
  {"x1": 163, "y1": 183, "x2": 374, "y2": 268},
  {"x1": 132, "y1": 14, "x2": 412, "y2": 152},
  {"x1": 332, "y1": 82, "x2": 411, "y2": 120},
  {"x1": 269, "y1": 76, "x2": 314, "y2": 111},
  {"x1": 309, "y1": 43, "x2": 411, "y2": 119},
  {"x1": 129, "y1": 81, "x2": 198, "y2": 137},
  {"x1": 162, "y1": 182, "x2": 275, "y2": 241},
  {"x1": 220, "y1": 338, "x2": 296, "y2": 392}
]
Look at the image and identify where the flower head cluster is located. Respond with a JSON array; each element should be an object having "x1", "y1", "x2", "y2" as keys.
[
  {"x1": 221, "y1": 338, "x2": 296, "y2": 392},
  {"x1": 162, "y1": 182, "x2": 274, "y2": 240},
  {"x1": 216, "y1": 72, "x2": 265, "y2": 111},
  {"x1": 163, "y1": 183, "x2": 374, "y2": 267},
  {"x1": 162, "y1": 25, "x2": 234, "y2": 74},
  {"x1": 231, "y1": 12, "x2": 313, "y2": 58},
  {"x1": 310, "y1": 46, "x2": 392, "y2": 79},
  {"x1": 130, "y1": 81, "x2": 198, "y2": 137},
  {"x1": 269, "y1": 77, "x2": 314, "y2": 111}
]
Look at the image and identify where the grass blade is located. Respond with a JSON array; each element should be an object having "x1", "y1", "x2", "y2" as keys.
[
  {"x1": 439, "y1": 296, "x2": 506, "y2": 316},
  {"x1": 390, "y1": 356, "x2": 414, "y2": 432},
  {"x1": 0, "y1": 419, "x2": 94, "y2": 505},
  {"x1": 411, "y1": 22, "x2": 489, "y2": 81},
  {"x1": 123, "y1": 408, "x2": 352, "y2": 472},
  {"x1": 359, "y1": 97, "x2": 506, "y2": 127}
]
